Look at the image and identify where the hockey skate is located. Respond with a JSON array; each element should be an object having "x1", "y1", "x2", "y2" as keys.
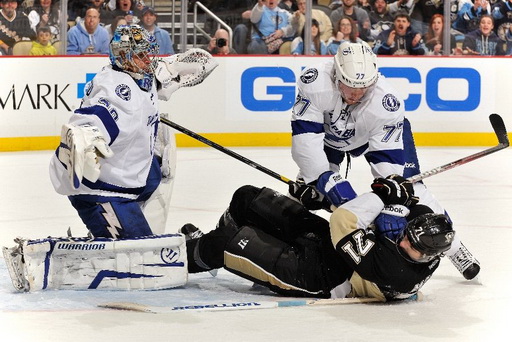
[
  {"x1": 179, "y1": 224, "x2": 218, "y2": 277},
  {"x1": 2, "y1": 238, "x2": 29, "y2": 292},
  {"x1": 448, "y1": 242, "x2": 480, "y2": 280}
]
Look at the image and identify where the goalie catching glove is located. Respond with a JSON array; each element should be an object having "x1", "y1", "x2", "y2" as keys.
[
  {"x1": 155, "y1": 48, "x2": 219, "y2": 101},
  {"x1": 371, "y1": 174, "x2": 418, "y2": 207},
  {"x1": 57, "y1": 124, "x2": 113, "y2": 189}
]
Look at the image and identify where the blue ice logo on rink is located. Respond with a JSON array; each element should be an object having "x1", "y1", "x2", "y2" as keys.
[{"x1": 241, "y1": 66, "x2": 481, "y2": 112}]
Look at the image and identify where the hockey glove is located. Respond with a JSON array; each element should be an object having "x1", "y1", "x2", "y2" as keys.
[
  {"x1": 288, "y1": 179, "x2": 325, "y2": 211},
  {"x1": 371, "y1": 174, "x2": 418, "y2": 207},
  {"x1": 374, "y1": 204, "x2": 410, "y2": 240},
  {"x1": 316, "y1": 171, "x2": 357, "y2": 208},
  {"x1": 57, "y1": 124, "x2": 113, "y2": 189},
  {"x1": 155, "y1": 61, "x2": 180, "y2": 101}
]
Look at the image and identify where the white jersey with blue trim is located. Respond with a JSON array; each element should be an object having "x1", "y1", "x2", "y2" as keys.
[
  {"x1": 291, "y1": 59, "x2": 406, "y2": 184},
  {"x1": 49, "y1": 65, "x2": 159, "y2": 199}
]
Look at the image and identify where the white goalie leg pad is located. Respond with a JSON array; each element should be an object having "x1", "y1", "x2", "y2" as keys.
[
  {"x1": 2, "y1": 238, "x2": 30, "y2": 292},
  {"x1": 20, "y1": 234, "x2": 187, "y2": 291},
  {"x1": 143, "y1": 113, "x2": 177, "y2": 234}
]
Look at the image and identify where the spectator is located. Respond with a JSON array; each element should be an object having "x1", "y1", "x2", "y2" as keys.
[
  {"x1": 0, "y1": 0, "x2": 36, "y2": 55},
  {"x1": 388, "y1": 0, "x2": 415, "y2": 17},
  {"x1": 291, "y1": 18, "x2": 328, "y2": 54},
  {"x1": 327, "y1": 16, "x2": 362, "y2": 54},
  {"x1": 68, "y1": 0, "x2": 91, "y2": 22},
  {"x1": 247, "y1": 0, "x2": 295, "y2": 55},
  {"x1": 88, "y1": 0, "x2": 114, "y2": 25},
  {"x1": 373, "y1": 12, "x2": 426, "y2": 55},
  {"x1": 357, "y1": 0, "x2": 372, "y2": 13},
  {"x1": 330, "y1": 0, "x2": 372, "y2": 42},
  {"x1": 330, "y1": 0, "x2": 343, "y2": 11},
  {"x1": 29, "y1": 25, "x2": 57, "y2": 55},
  {"x1": 110, "y1": 0, "x2": 141, "y2": 24},
  {"x1": 279, "y1": 0, "x2": 298, "y2": 12},
  {"x1": 492, "y1": 0, "x2": 512, "y2": 47},
  {"x1": 203, "y1": 28, "x2": 237, "y2": 55},
  {"x1": 291, "y1": 0, "x2": 333, "y2": 43},
  {"x1": 105, "y1": 15, "x2": 128, "y2": 39},
  {"x1": 462, "y1": 13, "x2": 506, "y2": 54},
  {"x1": 409, "y1": 0, "x2": 443, "y2": 36},
  {"x1": 368, "y1": 0, "x2": 394, "y2": 42},
  {"x1": 505, "y1": 24, "x2": 512, "y2": 55},
  {"x1": 140, "y1": 6, "x2": 174, "y2": 55},
  {"x1": 27, "y1": 0, "x2": 60, "y2": 42},
  {"x1": 423, "y1": 13, "x2": 461, "y2": 55},
  {"x1": 452, "y1": 0, "x2": 491, "y2": 34},
  {"x1": 232, "y1": 1, "x2": 258, "y2": 54},
  {"x1": 66, "y1": 7, "x2": 110, "y2": 55}
]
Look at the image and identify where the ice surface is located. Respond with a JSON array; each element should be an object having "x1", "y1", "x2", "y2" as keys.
[{"x1": 1, "y1": 147, "x2": 511, "y2": 341}]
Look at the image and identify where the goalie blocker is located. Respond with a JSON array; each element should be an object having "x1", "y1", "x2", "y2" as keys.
[{"x1": 2, "y1": 234, "x2": 187, "y2": 292}]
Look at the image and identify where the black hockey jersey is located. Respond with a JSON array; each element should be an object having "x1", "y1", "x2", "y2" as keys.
[{"x1": 330, "y1": 192, "x2": 440, "y2": 300}]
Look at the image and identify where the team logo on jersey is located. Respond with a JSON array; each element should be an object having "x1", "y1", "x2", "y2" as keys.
[
  {"x1": 300, "y1": 68, "x2": 318, "y2": 84},
  {"x1": 115, "y1": 84, "x2": 131, "y2": 101},
  {"x1": 382, "y1": 94, "x2": 400, "y2": 112}
]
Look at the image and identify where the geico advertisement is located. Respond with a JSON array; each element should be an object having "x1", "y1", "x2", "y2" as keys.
[{"x1": 0, "y1": 56, "x2": 509, "y2": 138}]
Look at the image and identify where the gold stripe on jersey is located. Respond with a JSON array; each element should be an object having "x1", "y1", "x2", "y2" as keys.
[
  {"x1": 348, "y1": 272, "x2": 386, "y2": 302},
  {"x1": 330, "y1": 207, "x2": 358, "y2": 247}
]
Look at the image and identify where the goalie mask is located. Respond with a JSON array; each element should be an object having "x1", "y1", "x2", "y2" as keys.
[
  {"x1": 109, "y1": 24, "x2": 159, "y2": 90},
  {"x1": 403, "y1": 212, "x2": 455, "y2": 263}
]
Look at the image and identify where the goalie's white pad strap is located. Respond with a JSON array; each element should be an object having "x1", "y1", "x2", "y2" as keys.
[{"x1": 23, "y1": 234, "x2": 187, "y2": 291}]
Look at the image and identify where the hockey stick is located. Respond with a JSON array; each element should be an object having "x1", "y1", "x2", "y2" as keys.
[
  {"x1": 160, "y1": 117, "x2": 295, "y2": 185},
  {"x1": 98, "y1": 297, "x2": 383, "y2": 314},
  {"x1": 161, "y1": 114, "x2": 509, "y2": 186},
  {"x1": 408, "y1": 114, "x2": 509, "y2": 183}
]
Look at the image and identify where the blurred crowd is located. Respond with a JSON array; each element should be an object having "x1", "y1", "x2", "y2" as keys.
[{"x1": 1, "y1": 0, "x2": 510, "y2": 56}]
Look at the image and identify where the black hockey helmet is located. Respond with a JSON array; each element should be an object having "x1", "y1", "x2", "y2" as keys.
[{"x1": 405, "y1": 212, "x2": 455, "y2": 262}]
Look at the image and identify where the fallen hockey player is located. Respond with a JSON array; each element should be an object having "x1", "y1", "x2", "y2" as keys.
[{"x1": 182, "y1": 175, "x2": 455, "y2": 301}]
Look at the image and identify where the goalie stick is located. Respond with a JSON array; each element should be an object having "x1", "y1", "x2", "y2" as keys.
[
  {"x1": 98, "y1": 296, "x2": 384, "y2": 314},
  {"x1": 161, "y1": 113, "x2": 509, "y2": 185}
]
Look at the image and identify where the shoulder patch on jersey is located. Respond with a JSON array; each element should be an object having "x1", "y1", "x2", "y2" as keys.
[
  {"x1": 381, "y1": 94, "x2": 400, "y2": 112},
  {"x1": 115, "y1": 84, "x2": 131, "y2": 101},
  {"x1": 300, "y1": 68, "x2": 318, "y2": 84}
]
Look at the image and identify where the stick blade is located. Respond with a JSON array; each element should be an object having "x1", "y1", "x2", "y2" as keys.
[
  {"x1": 489, "y1": 114, "x2": 510, "y2": 147},
  {"x1": 98, "y1": 302, "x2": 157, "y2": 313}
]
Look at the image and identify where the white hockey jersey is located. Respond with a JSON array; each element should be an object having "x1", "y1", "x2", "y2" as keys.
[
  {"x1": 50, "y1": 65, "x2": 160, "y2": 199},
  {"x1": 291, "y1": 59, "x2": 406, "y2": 184}
]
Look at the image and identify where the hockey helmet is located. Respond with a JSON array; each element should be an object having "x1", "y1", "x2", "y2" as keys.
[
  {"x1": 109, "y1": 24, "x2": 159, "y2": 78},
  {"x1": 334, "y1": 41, "x2": 378, "y2": 89},
  {"x1": 405, "y1": 213, "x2": 455, "y2": 262}
]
